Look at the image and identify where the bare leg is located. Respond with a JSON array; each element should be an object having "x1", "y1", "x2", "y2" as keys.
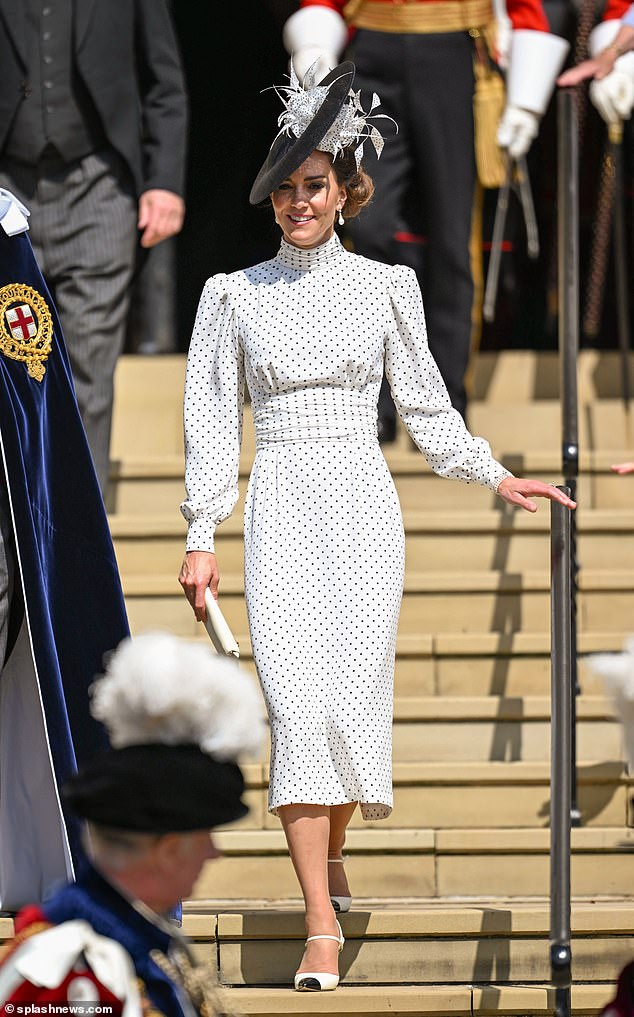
[
  {"x1": 279, "y1": 804, "x2": 341, "y2": 976},
  {"x1": 327, "y1": 802, "x2": 356, "y2": 898}
]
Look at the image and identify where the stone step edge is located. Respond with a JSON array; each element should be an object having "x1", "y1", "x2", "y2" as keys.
[
  {"x1": 237, "y1": 759, "x2": 629, "y2": 787},
  {"x1": 210, "y1": 826, "x2": 634, "y2": 856},
  {"x1": 108, "y1": 508, "x2": 634, "y2": 537},
  {"x1": 108, "y1": 450, "x2": 634, "y2": 478},
  {"x1": 189, "y1": 630, "x2": 626, "y2": 659},
  {"x1": 121, "y1": 569, "x2": 634, "y2": 595},
  {"x1": 391, "y1": 695, "x2": 615, "y2": 721},
  {"x1": 215, "y1": 983, "x2": 611, "y2": 1015},
  {"x1": 182, "y1": 899, "x2": 634, "y2": 938}
]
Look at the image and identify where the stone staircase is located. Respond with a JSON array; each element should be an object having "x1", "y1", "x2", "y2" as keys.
[{"x1": 107, "y1": 350, "x2": 634, "y2": 1015}]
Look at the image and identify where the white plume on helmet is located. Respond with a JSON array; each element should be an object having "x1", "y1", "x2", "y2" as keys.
[
  {"x1": 587, "y1": 636, "x2": 634, "y2": 769},
  {"x1": 90, "y1": 632, "x2": 264, "y2": 761}
]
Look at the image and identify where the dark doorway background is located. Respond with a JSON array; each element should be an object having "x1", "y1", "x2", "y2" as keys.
[
  {"x1": 172, "y1": 1, "x2": 294, "y2": 349},
  {"x1": 171, "y1": 1, "x2": 631, "y2": 355}
]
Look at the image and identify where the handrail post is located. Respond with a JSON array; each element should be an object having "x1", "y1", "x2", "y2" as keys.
[
  {"x1": 551, "y1": 493, "x2": 572, "y2": 1017},
  {"x1": 557, "y1": 88, "x2": 581, "y2": 826}
]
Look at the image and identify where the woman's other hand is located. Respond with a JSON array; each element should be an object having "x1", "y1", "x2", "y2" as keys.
[
  {"x1": 178, "y1": 551, "x2": 219, "y2": 622},
  {"x1": 496, "y1": 477, "x2": 577, "y2": 513},
  {"x1": 611, "y1": 462, "x2": 634, "y2": 475},
  {"x1": 558, "y1": 55, "x2": 614, "y2": 88}
]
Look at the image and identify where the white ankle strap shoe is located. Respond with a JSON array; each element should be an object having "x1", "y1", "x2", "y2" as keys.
[
  {"x1": 294, "y1": 920, "x2": 345, "y2": 992},
  {"x1": 328, "y1": 856, "x2": 352, "y2": 913}
]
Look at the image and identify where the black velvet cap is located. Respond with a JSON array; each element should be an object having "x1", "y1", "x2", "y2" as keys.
[
  {"x1": 249, "y1": 61, "x2": 355, "y2": 205},
  {"x1": 62, "y1": 743, "x2": 248, "y2": 832}
]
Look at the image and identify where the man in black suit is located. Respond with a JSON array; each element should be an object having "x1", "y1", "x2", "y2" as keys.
[{"x1": 0, "y1": 0, "x2": 188, "y2": 493}]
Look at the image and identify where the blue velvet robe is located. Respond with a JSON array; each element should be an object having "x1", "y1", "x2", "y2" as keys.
[{"x1": 0, "y1": 227, "x2": 129, "y2": 908}]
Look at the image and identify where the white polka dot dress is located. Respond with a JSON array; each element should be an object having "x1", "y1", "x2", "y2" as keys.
[{"x1": 181, "y1": 234, "x2": 510, "y2": 820}]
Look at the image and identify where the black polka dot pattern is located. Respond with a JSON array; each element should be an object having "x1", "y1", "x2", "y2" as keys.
[{"x1": 181, "y1": 233, "x2": 511, "y2": 821}]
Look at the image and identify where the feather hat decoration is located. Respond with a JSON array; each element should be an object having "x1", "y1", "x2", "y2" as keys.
[
  {"x1": 63, "y1": 633, "x2": 265, "y2": 832},
  {"x1": 274, "y1": 59, "x2": 394, "y2": 168},
  {"x1": 587, "y1": 636, "x2": 634, "y2": 769},
  {"x1": 90, "y1": 631, "x2": 264, "y2": 760},
  {"x1": 249, "y1": 60, "x2": 396, "y2": 205}
]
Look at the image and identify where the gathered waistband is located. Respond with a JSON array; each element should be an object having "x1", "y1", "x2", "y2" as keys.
[{"x1": 252, "y1": 386, "x2": 381, "y2": 447}]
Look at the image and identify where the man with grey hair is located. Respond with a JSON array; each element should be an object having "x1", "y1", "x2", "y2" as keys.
[{"x1": 0, "y1": 632, "x2": 263, "y2": 1017}]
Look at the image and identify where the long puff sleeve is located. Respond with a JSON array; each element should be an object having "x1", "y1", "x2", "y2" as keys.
[
  {"x1": 180, "y1": 275, "x2": 245, "y2": 551},
  {"x1": 385, "y1": 265, "x2": 511, "y2": 492}
]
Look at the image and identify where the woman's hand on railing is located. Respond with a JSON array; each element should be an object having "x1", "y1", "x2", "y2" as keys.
[
  {"x1": 611, "y1": 461, "x2": 634, "y2": 475},
  {"x1": 496, "y1": 477, "x2": 577, "y2": 514},
  {"x1": 178, "y1": 550, "x2": 219, "y2": 622}
]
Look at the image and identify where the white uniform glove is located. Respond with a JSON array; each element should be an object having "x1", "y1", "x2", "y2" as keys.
[
  {"x1": 0, "y1": 187, "x2": 30, "y2": 235},
  {"x1": 497, "y1": 30, "x2": 569, "y2": 159},
  {"x1": 590, "y1": 71, "x2": 634, "y2": 124},
  {"x1": 588, "y1": 21, "x2": 634, "y2": 125},
  {"x1": 283, "y1": 7, "x2": 348, "y2": 83},
  {"x1": 496, "y1": 106, "x2": 539, "y2": 158}
]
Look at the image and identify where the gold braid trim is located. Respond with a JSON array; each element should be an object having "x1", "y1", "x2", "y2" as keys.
[
  {"x1": 136, "y1": 977, "x2": 167, "y2": 1017},
  {"x1": 343, "y1": 0, "x2": 493, "y2": 34},
  {"x1": 150, "y1": 947, "x2": 242, "y2": 1017}
]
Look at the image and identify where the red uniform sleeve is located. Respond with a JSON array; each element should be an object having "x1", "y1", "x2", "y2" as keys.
[
  {"x1": 506, "y1": 0, "x2": 549, "y2": 31},
  {"x1": 300, "y1": 0, "x2": 550, "y2": 27},
  {"x1": 602, "y1": 0, "x2": 631, "y2": 18},
  {"x1": 3, "y1": 973, "x2": 122, "y2": 1010},
  {"x1": 13, "y1": 906, "x2": 47, "y2": 935},
  {"x1": 300, "y1": 0, "x2": 348, "y2": 11}
]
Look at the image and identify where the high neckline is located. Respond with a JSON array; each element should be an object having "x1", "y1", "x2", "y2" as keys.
[{"x1": 276, "y1": 233, "x2": 344, "y2": 271}]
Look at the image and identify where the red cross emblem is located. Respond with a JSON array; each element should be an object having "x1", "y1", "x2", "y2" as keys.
[{"x1": 6, "y1": 303, "x2": 37, "y2": 342}]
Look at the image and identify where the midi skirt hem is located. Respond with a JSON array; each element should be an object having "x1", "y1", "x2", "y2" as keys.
[{"x1": 269, "y1": 798, "x2": 392, "y2": 822}]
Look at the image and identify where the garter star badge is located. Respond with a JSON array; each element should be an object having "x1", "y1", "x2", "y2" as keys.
[{"x1": 0, "y1": 283, "x2": 53, "y2": 381}]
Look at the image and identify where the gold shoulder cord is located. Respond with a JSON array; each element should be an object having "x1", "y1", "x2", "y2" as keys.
[
  {"x1": 0, "y1": 283, "x2": 53, "y2": 381},
  {"x1": 150, "y1": 947, "x2": 242, "y2": 1017}
]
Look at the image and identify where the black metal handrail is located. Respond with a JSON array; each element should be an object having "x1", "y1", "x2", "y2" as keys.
[
  {"x1": 550, "y1": 493, "x2": 573, "y2": 1017},
  {"x1": 557, "y1": 88, "x2": 581, "y2": 826}
]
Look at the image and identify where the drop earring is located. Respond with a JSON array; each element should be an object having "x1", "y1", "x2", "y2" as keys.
[{"x1": 338, "y1": 210, "x2": 344, "y2": 226}]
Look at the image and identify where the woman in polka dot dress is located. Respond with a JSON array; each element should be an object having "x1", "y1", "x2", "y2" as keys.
[{"x1": 179, "y1": 62, "x2": 575, "y2": 992}]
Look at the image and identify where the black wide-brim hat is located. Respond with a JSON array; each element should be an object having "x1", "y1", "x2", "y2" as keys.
[
  {"x1": 63, "y1": 743, "x2": 248, "y2": 833},
  {"x1": 249, "y1": 61, "x2": 356, "y2": 206}
]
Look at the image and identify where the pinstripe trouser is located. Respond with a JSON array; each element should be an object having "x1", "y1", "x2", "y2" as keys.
[
  {"x1": 0, "y1": 483, "x2": 13, "y2": 671},
  {"x1": 0, "y1": 149, "x2": 138, "y2": 493}
]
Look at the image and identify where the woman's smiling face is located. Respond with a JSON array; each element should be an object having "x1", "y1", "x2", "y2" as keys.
[{"x1": 270, "y1": 151, "x2": 346, "y2": 250}]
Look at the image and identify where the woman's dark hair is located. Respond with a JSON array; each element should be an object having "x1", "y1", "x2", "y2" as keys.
[{"x1": 332, "y1": 149, "x2": 374, "y2": 220}]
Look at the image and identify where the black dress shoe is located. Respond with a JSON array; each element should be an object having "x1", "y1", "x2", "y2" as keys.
[{"x1": 378, "y1": 415, "x2": 396, "y2": 444}]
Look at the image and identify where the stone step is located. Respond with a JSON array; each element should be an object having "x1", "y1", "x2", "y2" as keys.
[
  {"x1": 110, "y1": 351, "x2": 634, "y2": 458},
  {"x1": 231, "y1": 761, "x2": 630, "y2": 832},
  {"x1": 194, "y1": 826, "x2": 634, "y2": 900},
  {"x1": 178, "y1": 901, "x2": 634, "y2": 988},
  {"x1": 0, "y1": 917, "x2": 619, "y2": 1015},
  {"x1": 180, "y1": 630, "x2": 616, "y2": 698},
  {"x1": 390, "y1": 695, "x2": 620, "y2": 762},
  {"x1": 110, "y1": 508, "x2": 634, "y2": 575},
  {"x1": 202, "y1": 694, "x2": 621, "y2": 766},
  {"x1": 0, "y1": 911, "x2": 621, "y2": 1013},
  {"x1": 468, "y1": 349, "x2": 634, "y2": 405},
  {"x1": 212, "y1": 983, "x2": 611, "y2": 1017},
  {"x1": 122, "y1": 569, "x2": 634, "y2": 636},
  {"x1": 126, "y1": 625, "x2": 614, "y2": 697},
  {"x1": 106, "y1": 450, "x2": 634, "y2": 514}
]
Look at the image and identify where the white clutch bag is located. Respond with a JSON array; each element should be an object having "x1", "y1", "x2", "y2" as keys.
[{"x1": 203, "y1": 588, "x2": 240, "y2": 658}]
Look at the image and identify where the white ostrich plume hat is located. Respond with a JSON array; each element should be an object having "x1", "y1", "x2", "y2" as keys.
[{"x1": 90, "y1": 632, "x2": 264, "y2": 761}]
